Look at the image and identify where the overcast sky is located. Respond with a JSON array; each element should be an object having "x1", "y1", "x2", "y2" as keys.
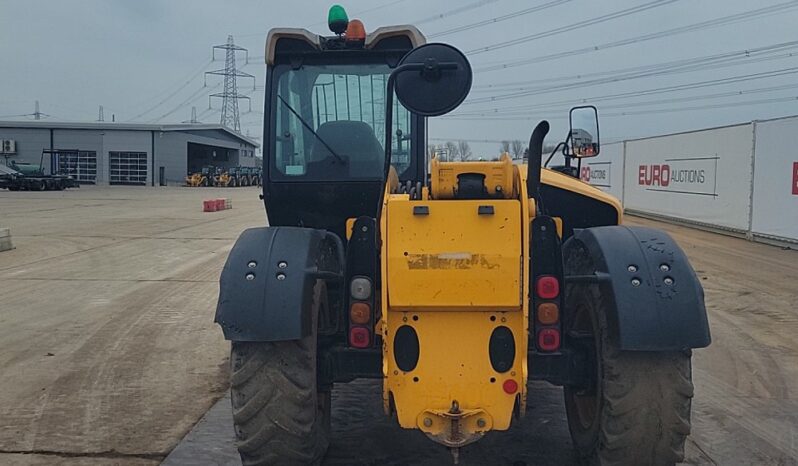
[{"x1": 2, "y1": 0, "x2": 798, "y2": 156}]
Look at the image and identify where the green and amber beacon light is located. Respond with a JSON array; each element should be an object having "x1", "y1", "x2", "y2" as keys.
[
  {"x1": 328, "y1": 5, "x2": 349, "y2": 35},
  {"x1": 328, "y1": 5, "x2": 366, "y2": 43}
]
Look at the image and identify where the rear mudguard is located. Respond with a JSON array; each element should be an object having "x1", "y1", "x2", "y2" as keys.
[
  {"x1": 215, "y1": 226, "x2": 344, "y2": 341},
  {"x1": 563, "y1": 226, "x2": 711, "y2": 351}
]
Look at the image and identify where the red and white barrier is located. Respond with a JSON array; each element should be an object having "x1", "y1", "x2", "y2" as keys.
[{"x1": 203, "y1": 198, "x2": 232, "y2": 212}]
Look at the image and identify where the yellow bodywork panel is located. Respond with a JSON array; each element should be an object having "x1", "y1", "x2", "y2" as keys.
[
  {"x1": 383, "y1": 310, "x2": 525, "y2": 436},
  {"x1": 385, "y1": 199, "x2": 522, "y2": 311},
  {"x1": 429, "y1": 154, "x2": 516, "y2": 199},
  {"x1": 382, "y1": 178, "x2": 529, "y2": 444},
  {"x1": 519, "y1": 165, "x2": 623, "y2": 222},
  {"x1": 380, "y1": 162, "x2": 533, "y2": 447}
]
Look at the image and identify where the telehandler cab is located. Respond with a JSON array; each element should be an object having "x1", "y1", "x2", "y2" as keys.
[{"x1": 215, "y1": 7, "x2": 711, "y2": 465}]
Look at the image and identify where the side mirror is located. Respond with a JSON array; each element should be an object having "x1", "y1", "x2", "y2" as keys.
[
  {"x1": 377, "y1": 43, "x2": 472, "y2": 216},
  {"x1": 569, "y1": 105, "x2": 600, "y2": 158},
  {"x1": 393, "y1": 43, "x2": 472, "y2": 117}
]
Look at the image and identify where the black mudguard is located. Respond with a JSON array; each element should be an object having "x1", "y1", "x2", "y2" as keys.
[
  {"x1": 215, "y1": 226, "x2": 344, "y2": 342},
  {"x1": 563, "y1": 226, "x2": 711, "y2": 351}
]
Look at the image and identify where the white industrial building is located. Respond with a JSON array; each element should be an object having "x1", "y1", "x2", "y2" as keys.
[{"x1": 0, "y1": 121, "x2": 259, "y2": 186}]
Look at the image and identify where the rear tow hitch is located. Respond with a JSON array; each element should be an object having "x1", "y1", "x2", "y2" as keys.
[{"x1": 418, "y1": 400, "x2": 493, "y2": 464}]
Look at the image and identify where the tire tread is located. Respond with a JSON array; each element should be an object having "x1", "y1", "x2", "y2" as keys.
[{"x1": 229, "y1": 282, "x2": 329, "y2": 466}]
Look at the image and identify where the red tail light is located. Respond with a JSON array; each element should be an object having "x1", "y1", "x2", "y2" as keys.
[
  {"x1": 538, "y1": 328, "x2": 561, "y2": 352},
  {"x1": 502, "y1": 379, "x2": 518, "y2": 394},
  {"x1": 536, "y1": 275, "x2": 559, "y2": 299},
  {"x1": 349, "y1": 326, "x2": 370, "y2": 348}
]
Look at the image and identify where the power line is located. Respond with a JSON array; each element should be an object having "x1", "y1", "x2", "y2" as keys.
[
  {"x1": 139, "y1": 54, "x2": 260, "y2": 125},
  {"x1": 244, "y1": 0, "x2": 501, "y2": 63},
  {"x1": 471, "y1": 40, "x2": 798, "y2": 92},
  {"x1": 127, "y1": 59, "x2": 213, "y2": 121},
  {"x1": 467, "y1": 0, "x2": 680, "y2": 55},
  {"x1": 474, "y1": 0, "x2": 798, "y2": 72},
  {"x1": 604, "y1": 94, "x2": 798, "y2": 117},
  {"x1": 448, "y1": 82, "x2": 798, "y2": 119},
  {"x1": 449, "y1": 94, "x2": 798, "y2": 121},
  {"x1": 410, "y1": 0, "x2": 500, "y2": 26},
  {"x1": 451, "y1": 66, "x2": 798, "y2": 118},
  {"x1": 460, "y1": 45, "x2": 798, "y2": 109},
  {"x1": 149, "y1": 81, "x2": 221, "y2": 123},
  {"x1": 243, "y1": 0, "x2": 501, "y2": 39},
  {"x1": 428, "y1": 0, "x2": 570, "y2": 38}
]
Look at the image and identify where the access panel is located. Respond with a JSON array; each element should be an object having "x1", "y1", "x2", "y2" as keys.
[{"x1": 386, "y1": 199, "x2": 522, "y2": 310}]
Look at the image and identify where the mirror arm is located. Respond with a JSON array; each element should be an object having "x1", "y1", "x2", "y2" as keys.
[
  {"x1": 544, "y1": 141, "x2": 567, "y2": 167},
  {"x1": 378, "y1": 60, "x2": 461, "y2": 219},
  {"x1": 563, "y1": 131, "x2": 573, "y2": 168},
  {"x1": 378, "y1": 63, "x2": 422, "y2": 222}
]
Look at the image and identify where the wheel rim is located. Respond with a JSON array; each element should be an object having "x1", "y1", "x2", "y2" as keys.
[{"x1": 569, "y1": 299, "x2": 600, "y2": 431}]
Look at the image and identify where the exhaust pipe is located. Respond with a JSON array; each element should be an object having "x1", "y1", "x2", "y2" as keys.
[{"x1": 526, "y1": 120, "x2": 550, "y2": 201}]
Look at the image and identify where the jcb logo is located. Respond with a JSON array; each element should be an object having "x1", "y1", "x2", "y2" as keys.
[
  {"x1": 638, "y1": 164, "x2": 670, "y2": 187},
  {"x1": 792, "y1": 162, "x2": 798, "y2": 195}
]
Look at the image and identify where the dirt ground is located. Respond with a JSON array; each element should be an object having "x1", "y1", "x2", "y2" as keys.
[
  {"x1": 1, "y1": 187, "x2": 797, "y2": 465},
  {"x1": 0, "y1": 186, "x2": 263, "y2": 465}
]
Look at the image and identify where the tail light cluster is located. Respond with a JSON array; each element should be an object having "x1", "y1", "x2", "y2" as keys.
[
  {"x1": 348, "y1": 277, "x2": 373, "y2": 348},
  {"x1": 535, "y1": 275, "x2": 561, "y2": 351},
  {"x1": 531, "y1": 217, "x2": 563, "y2": 353},
  {"x1": 346, "y1": 217, "x2": 378, "y2": 349}
]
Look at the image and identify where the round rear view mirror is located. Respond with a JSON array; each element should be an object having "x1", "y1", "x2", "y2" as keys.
[{"x1": 394, "y1": 43, "x2": 472, "y2": 117}]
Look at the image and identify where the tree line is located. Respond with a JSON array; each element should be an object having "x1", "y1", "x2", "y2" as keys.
[{"x1": 427, "y1": 140, "x2": 560, "y2": 162}]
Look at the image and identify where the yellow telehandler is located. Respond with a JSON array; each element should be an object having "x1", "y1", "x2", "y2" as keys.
[{"x1": 215, "y1": 7, "x2": 710, "y2": 465}]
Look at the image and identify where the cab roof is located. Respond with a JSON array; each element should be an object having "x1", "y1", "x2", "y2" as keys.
[{"x1": 265, "y1": 26, "x2": 426, "y2": 65}]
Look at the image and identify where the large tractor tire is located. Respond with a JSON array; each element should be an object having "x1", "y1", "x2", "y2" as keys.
[
  {"x1": 229, "y1": 281, "x2": 330, "y2": 466},
  {"x1": 563, "y1": 247, "x2": 693, "y2": 466}
]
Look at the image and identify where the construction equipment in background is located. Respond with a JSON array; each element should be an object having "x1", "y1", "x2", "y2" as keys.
[
  {"x1": 1, "y1": 155, "x2": 78, "y2": 191},
  {"x1": 187, "y1": 166, "x2": 261, "y2": 187},
  {"x1": 247, "y1": 167, "x2": 262, "y2": 186},
  {"x1": 227, "y1": 167, "x2": 248, "y2": 187},
  {"x1": 185, "y1": 172, "x2": 204, "y2": 187},
  {"x1": 213, "y1": 8, "x2": 711, "y2": 465},
  {"x1": 185, "y1": 166, "x2": 213, "y2": 187},
  {"x1": 211, "y1": 167, "x2": 230, "y2": 187},
  {"x1": 240, "y1": 167, "x2": 252, "y2": 187}
]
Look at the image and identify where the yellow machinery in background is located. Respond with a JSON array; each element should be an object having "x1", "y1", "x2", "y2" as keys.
[
  {"x1": 213, "y1": 169, "x2": 231, "y2": 187},
  {"x1": 185, "y1": 166, "x2": 213, "y2": 187},
  {"x1": 185, "y1": 172, "x2": 203, "y2": 187}
]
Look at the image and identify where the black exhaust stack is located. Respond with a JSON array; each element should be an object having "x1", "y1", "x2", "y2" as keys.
[{"x1": 526, "y1": 120, "x2": 550, "y2": 202}]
